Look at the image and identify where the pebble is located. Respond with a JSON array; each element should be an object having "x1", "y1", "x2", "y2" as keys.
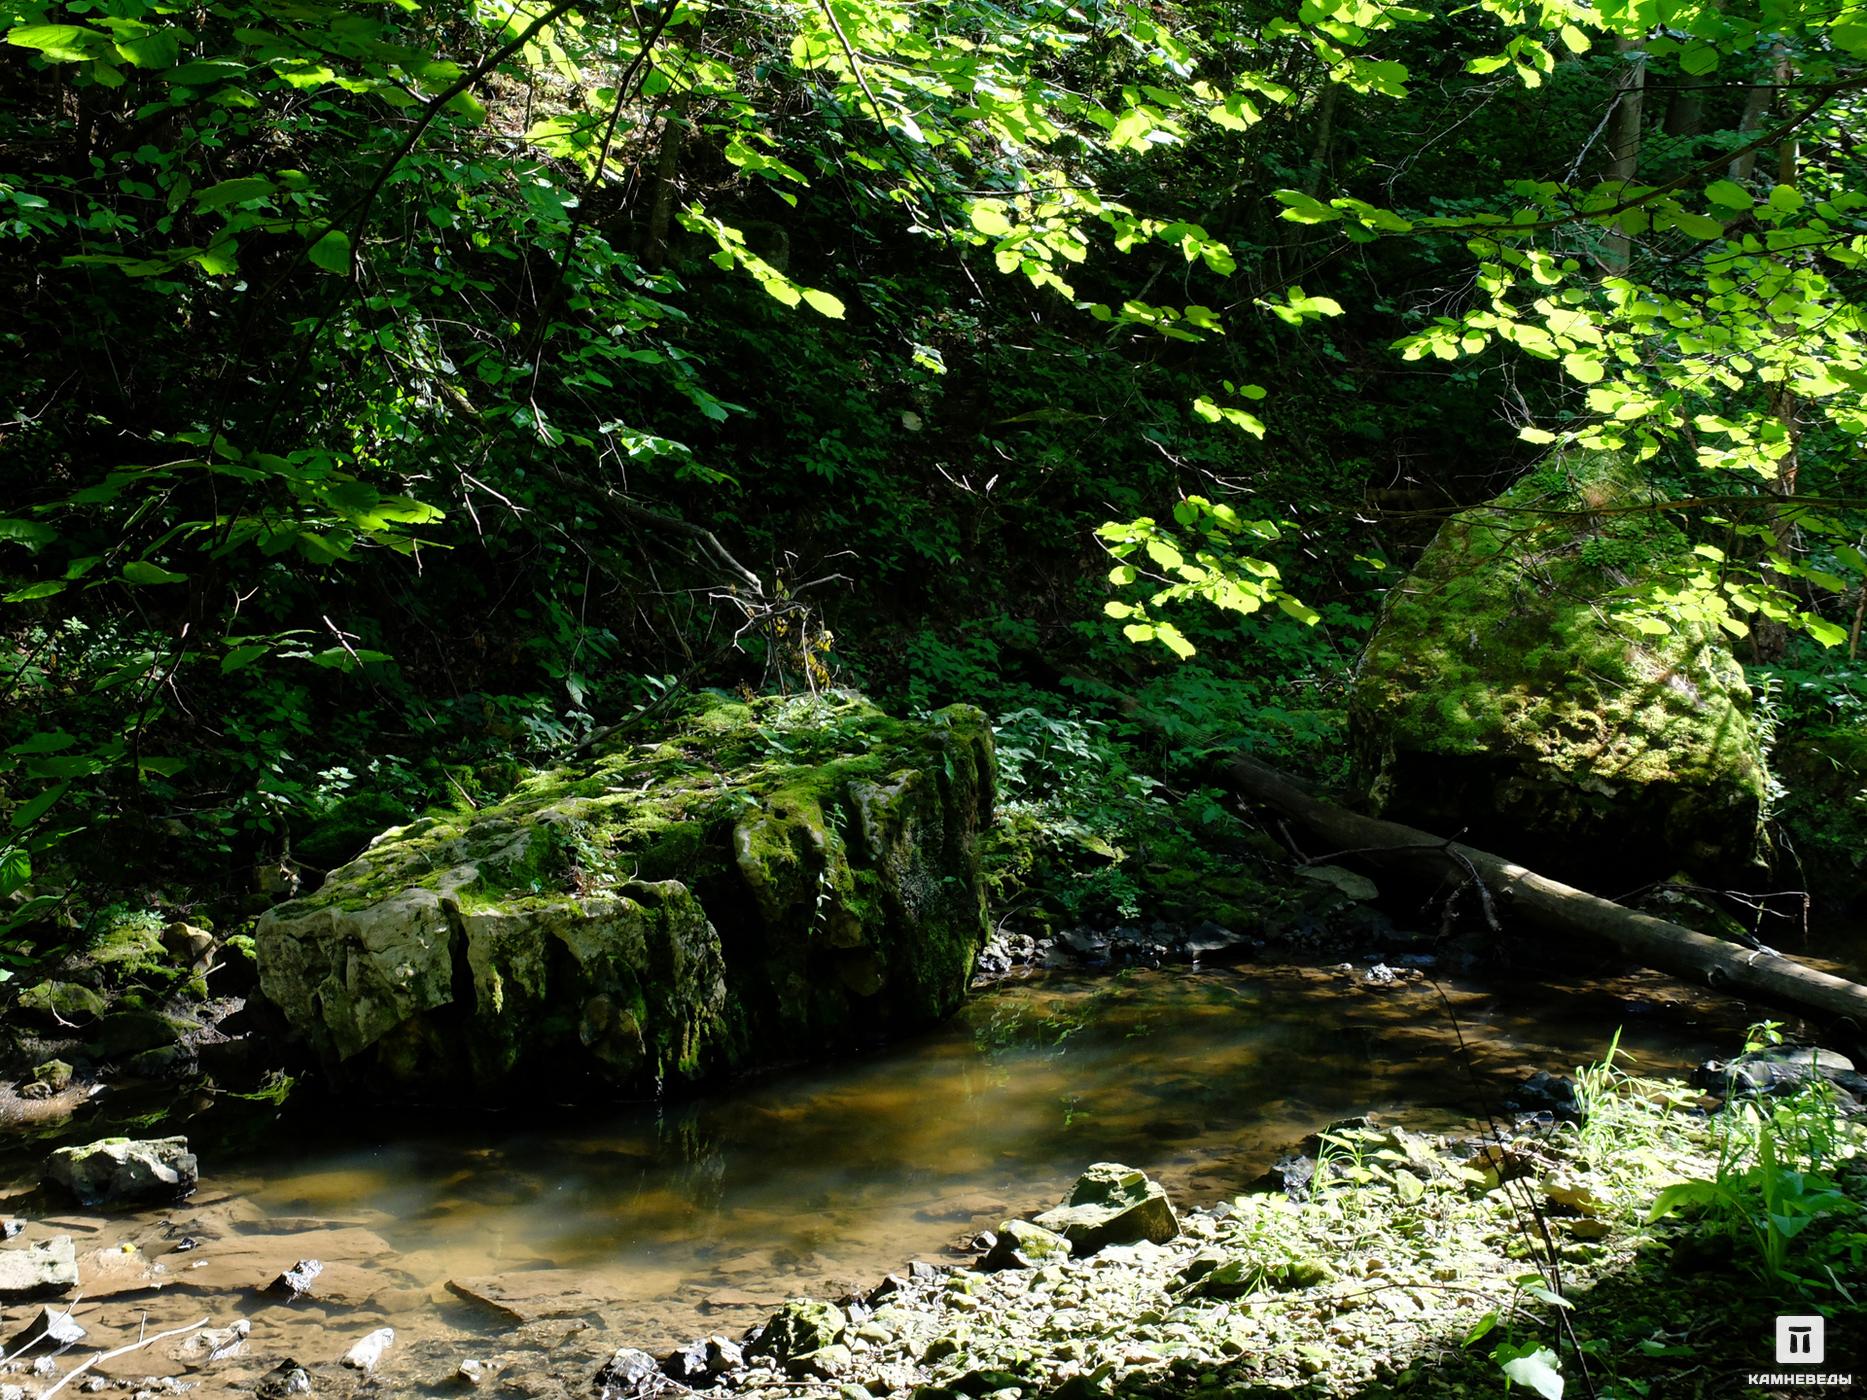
[
  {"x1": 271, "y1": 1258, "x2": 323, "y2": 1299},
  {"x1": 341, "y1": 1326, "x2": 394, "y2": 1372}
]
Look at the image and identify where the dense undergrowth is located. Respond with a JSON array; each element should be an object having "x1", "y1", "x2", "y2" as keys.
[{"x1": 2, "y1": 0, "x2": 1866, "y2": 991}]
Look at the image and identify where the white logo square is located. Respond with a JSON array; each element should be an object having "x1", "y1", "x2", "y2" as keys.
[{"x1": 1776, "y1": 1315, "x2": 1824, "y2": 1365}]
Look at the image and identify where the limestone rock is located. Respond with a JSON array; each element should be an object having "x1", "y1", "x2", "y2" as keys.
[
  {"x1": 0, "y1": 1237, "x2": 78, "y2": 1301},
  {"x1": 1034, "y1": 1163, "x2": 1179, "y2": 1254},
  {"x1": 256, "y1": 693, "x2": 994, "y2": 1098},
  {"x1": 30, "y1": 1059, "x2": 73, "y2": 1091},
  {"x1": 44, "y1": 1135, "x2": 198, "y2": 1206},
  {"x1": 746, "y1": 1298, "x2": 846, "y2": 1364},
  {"x1": 1351, "y1": 454, "x2": 1766, "y2": 882},
  {"x1": 5, "y1": 1304, "x2": 83, "y2": 1354},
  {"x1": 86, "y1": 1009, "x2": 200, "y2": 1059},
  {"x1": 663, "y1": 1335, "x2": 743, "y2": 1382},
  {"x1": 981, "y1": 1219, "x2": 1072, "y2": 1271},
  {"x1": 14, "y1": 981, "x2": 106, "y2": 1025},
  {"x1": 1700, "y1": 1046, "x2": 1865, "y2": 1099},
  {"x1": 595, "y1": 1346, "x2": 662, "y2": 1395},
  {"x1": 341, "y1": 1325, "x2": 394, "y2": 1372}
]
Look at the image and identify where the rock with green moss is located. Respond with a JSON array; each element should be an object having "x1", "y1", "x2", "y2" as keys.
[
  {"x1": 15, "y1": 981, "x2": 106, "y2": 1026},
  {"x1": 44, "y1": 1136, "x2": 198, "y2": 1206},
  {"x1": 256, "y1": 693, "x2": 994, "y2": 1097},
  {"x1": 1034, "y1": 1162, "x2": 1179, "y2": 1254},
  {"x1": 1351, "y1": 455, "x2": 1766, "y2": 881},
  {"x1": 747, "y1": 1299, "x2": 847, "y2": 1364}
]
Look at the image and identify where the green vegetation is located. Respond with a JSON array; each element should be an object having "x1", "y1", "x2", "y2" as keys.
[{"x1": 4, "y1": 0, "x2": 1864, "y2": 974}]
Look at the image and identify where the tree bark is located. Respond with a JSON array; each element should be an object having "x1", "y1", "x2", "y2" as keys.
[
  {"x1": 1603, "y1": 37, "x2": 1647, "y2": 271},
  {"x1": 1206, "y1": 749, "x2": 1867, "y2": 1027},
  {"x1": 643, "y1": 92, "x2": 688, "y2": 271}
]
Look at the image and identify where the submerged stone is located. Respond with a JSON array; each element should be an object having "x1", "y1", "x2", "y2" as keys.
[
  {"x1": 256, "y1": 693, "x2": 993, "y2": 1098},
  {"x1": 44, "y1": 1135, "x2": 198, "y2": 1206},
  {"x1": 1033, "y1": 1163, "x2": 1178, "y2": 1254},
  {"x1": 1351, "y1": 454, "x2": 1766, "y2": 883}
]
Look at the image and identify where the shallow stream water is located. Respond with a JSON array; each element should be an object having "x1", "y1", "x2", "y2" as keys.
[{"x1": 0, "y1": 957, "x2": 1766, "y2": 1391}]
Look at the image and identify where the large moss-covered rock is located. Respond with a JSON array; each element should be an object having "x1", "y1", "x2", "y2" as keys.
[
  {"x1": 1352, "y1": 455, "x2": 1767, "y2": 882},
  {"x1": 256, "y1": 693, "x2": 993, "y2": 1097}
]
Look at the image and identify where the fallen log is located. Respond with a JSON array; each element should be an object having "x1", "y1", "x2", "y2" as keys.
[{"x1": 1210, "y1": 748, "x2": 1867, "y2": 1029}]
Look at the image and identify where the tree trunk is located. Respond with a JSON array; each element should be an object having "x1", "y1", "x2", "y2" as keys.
[
  {"x1": 1205, "y1": 749, "x2": 1867, "y2": 1027},
  {"x1": 643, "y1": 93, "x2": 688, "y2": 271},
  {"x1": 1301, "y1": 84, "x2": 1339, "y2": 197},
  {"x1": 1603, "y1": 36, "x2": 1647, "y2": 271}
]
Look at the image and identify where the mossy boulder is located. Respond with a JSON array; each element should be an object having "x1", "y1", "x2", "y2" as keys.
[
  {"x1": 1351, "y1": 455, "x2": 1767, "y2": 883},
  {"x1": 1033, "y1": 1162, "x2": 1179, "y2": 1254},
  {"x1": 255, "y1": 693, "x2": 994, "y2": 1098}
]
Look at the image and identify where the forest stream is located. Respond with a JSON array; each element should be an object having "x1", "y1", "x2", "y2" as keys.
[{"x1": 0, "y1": 951, "x2": 1811, "y2": 1390}]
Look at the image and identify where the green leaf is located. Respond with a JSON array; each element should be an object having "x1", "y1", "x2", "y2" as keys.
[
  {"x1": 4, "y1": 581, "x2": 67, "y2": 602},
  {"x1": 969, "y1": 199, "x2": 1013, "y2": 236},
  {"x1": 308, "y1": 228, "x2": 352, "y2": 275},
  {"x1": 6, "y1": 24, "x2": 108, "y2": 61},
  {"x1": 1500, "y1": 1348, "x2": 1563, "y2": 1399},
  {"x1": 801, "y1": 288, "x2": 846, "y2": 319},
  {"x1": 189, "y1": 241, "x2": 239, "y2": 276},
  {"x1": 1154, "y1": 622, "x2": 1196, "y2": 659},
  {"x1": 1804, "y1": 615, "x2": 1848, "y2": 647},
  {"x1": 194, "y1": 176, "x2": 275, "y2": 210},
  {"x1": 1669, "y1": 210, "x2": 1726, "y2": 240},
  {"x1": 0, "y1": 518, "x2": 57, "y2": 551},
  {"x1": 222, "y1": 644, "x2": 270, "y2": 673},
  {"x1": 1562, "y1": 352, "x2": 1605, "y2": 384},
  {"x1": 1462, "y1": 1312, "x2": 1499, "y2": 1347},
  {"x1": 122, "y1": 561, "x2": 186, "y2": 585},
  {"x1": 6, "y1": 731, "x2": 76, "y2": 755},
  {"x1": 9, "y1": 782, "x2": 69, "y2": 831},
  {"x1": 1277, "y1": 595, "x2": 1322, "y2": 626},
  {"x1": 1704, "y1": 179, "x2": 1753, "y2": 211},
  {"x1": 1272, "y1": 190, "x2": 1340, "y2": 224},
  {"x1": 0, "y1": 846, "x2": 28, "y2": 898}
]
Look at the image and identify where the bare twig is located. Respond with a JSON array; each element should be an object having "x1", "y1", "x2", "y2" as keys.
[{"x1": 38, "y1": 1315, "x2": 210, "y2": 1398}]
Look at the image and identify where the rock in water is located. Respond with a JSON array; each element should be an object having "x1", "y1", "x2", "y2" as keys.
[
  {"x1": 5, "y1": 1305, "x2": 83, "y2": 1355},
  {"x1": 256, "y1": 694, "x2": 994, "y2": 1098},
  {"x1": 44, "y1": 1137, "x2": 198, "y2": 1206},
  {"x1": 342, "y1": 1326, "x2": 394, "y2": 1372},
  {"x1": 257, "y1": 1359, "x2": 312, "y2": 1397},
  {"x1": 981, "y1": 1219, "x2": 1072, "y2": 1271},
  {"x1": 270, "y1": 1258, "x2": 323, "y2": 1299},
  {"x1": 1034, "y1": 1163, "x2": 1179, "y2": 1254},
  {"x1": 1351, "y1": 453, "x2": 1766, "y2": 883},
  {"x1": 0, "y1": 1237, "x2": 78, "y2": 1301}
]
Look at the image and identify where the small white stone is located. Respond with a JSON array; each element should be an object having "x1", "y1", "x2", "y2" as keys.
[{"x1": 342, "y1": 1325, "x2": 395, "y2": 1372}]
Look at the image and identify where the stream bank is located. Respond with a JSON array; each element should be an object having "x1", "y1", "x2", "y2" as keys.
[{"x1": 0, "y1": 955, "x2": 1803, "y2": 1398}]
